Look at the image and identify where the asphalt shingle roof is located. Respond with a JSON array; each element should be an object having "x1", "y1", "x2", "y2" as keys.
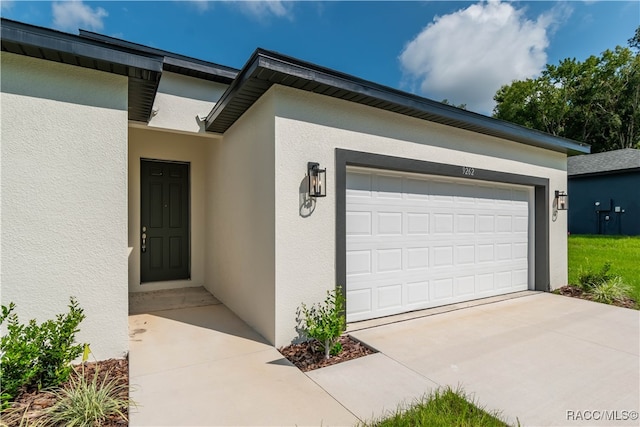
[{"x1": 568, "y1": 148, "x2": 640, "y2": 176}]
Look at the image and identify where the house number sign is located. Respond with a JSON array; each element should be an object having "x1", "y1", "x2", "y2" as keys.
[{"x1": 462, "y1": 166, "x2": 475, "y2": 176}]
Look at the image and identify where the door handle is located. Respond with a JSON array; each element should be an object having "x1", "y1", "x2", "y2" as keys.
[{"x1": 141, "y1": 226, "x2": 147, "y2": 253}]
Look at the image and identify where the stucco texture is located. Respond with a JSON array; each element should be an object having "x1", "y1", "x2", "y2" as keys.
[
  {"x1": 1, "y1": 53, "x2": 129, "y2": 360},
  {"x1": 206, "y1": 93, "x2": 277, "y2": 344},
  {"x1": 147, "y1": 72, "x2": 228, "y2": 134}
]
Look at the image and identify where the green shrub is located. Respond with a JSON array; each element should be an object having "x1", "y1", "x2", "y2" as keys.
[
  {"x1": 575, "y1": 262, "x2": 633, "y2": 306},
  {"x1": 42, "y1": 365, "x2": 130, "y2": 427},
  {"x1": 1, "y1": 298, "x2": 86, "y2": 408},
  {"x1": 590, "y1": 277, "x2": 632, "y2": 305},
  {"x1": 577, "y1": 262, "x2": 613, "y2": 291},
  {"x1": 299, "y1": 288, "x2": 346, "y2": 359}
]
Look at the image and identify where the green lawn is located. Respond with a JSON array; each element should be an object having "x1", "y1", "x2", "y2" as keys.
[
  {"x1": 360, "y1": 387, "x2": 509, "y2": 427},
  {"x1": 568, "y1": 235, "x2": 640, "y2": 302}
]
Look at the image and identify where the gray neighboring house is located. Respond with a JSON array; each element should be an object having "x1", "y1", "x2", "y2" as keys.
[
  {"x1": 568, "y1": 148, "x2": 640, "y2": 236},
  {"x1": 1, "y1": 18, "x2": 589, "y2": 361}
]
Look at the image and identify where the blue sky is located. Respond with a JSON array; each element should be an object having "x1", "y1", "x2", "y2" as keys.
[{"x1": 2, "y1": 1, "x2": 638, "y2": 114}]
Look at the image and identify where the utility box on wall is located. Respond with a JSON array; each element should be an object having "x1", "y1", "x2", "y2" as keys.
[{"x1": 568, "y1": 149, "x2": 640, "y2": 236}]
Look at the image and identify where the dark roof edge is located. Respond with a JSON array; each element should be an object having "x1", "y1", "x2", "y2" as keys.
[
  {"x1": 1, "y1": 18, "x2": 162, "y2": 73},
  {"x1": 568, "y1": 167, "x2": 640, "y2": 178},
  {"x1": 78, "y1": 29, "x2": 239, "y2": 83},
  {"x1": 207, "y1": 48, "x2": 590, "y2": 155},
  {"x1": 204, "y1": 49, "x2": 262, "y2": 124}
]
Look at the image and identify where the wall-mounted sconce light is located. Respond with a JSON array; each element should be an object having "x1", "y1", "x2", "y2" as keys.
[
  {"x1": 308, "y1": 162, "x2": 327, "y2": 198},
  {"x1": 555, "y1": 190, "x2": 568, "y2": 210}
]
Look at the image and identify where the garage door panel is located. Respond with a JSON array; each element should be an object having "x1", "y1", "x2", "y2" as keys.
[
  {"x1": 377, "y1": 248, "x2": 403, "y2": 272},
  {"x1": 346, "y1": 172, "x2": 372, "y2": 195},
  {"x1": 432, "y1": 246, "x2": 454, "y2": 267},
  {"x1": 513, "y1": 189, "x2": 530, "y2": 202},
  {"x1": 456, "y1": 245, "x2": 475, "y2": 264},
  {"x1": 406, "y1": 281, "x2": 429, "y2": 305},
  {"x1": 513, "y1": 243, "x2": 528, "y2": 259},
  {"x1": 377, "y1": 284, "x2": 402, "y2": 309},
  {"x1": 377, "y1": 174, "x2": 403, "y2": 197},
  {"x1": 407, "y1": 213, "x2": 430, "y2": 234},
  {"x1": 433, "y1": 214, "x2": 454, "y2": 234},
  {"x1": 496, "y1": 271, "x2": 513, "y2": 289},
  {"x1": 346, "y1": 250, "x2": 372, "y2": 275},
  {"x1": 456, "y1": 214, "x2": 476, "y2": 233},
  {"x1": 496, "y1": 243, "x2": 512, "y2": 260},
  {"x1": 455, "y1": 276, "x2": 475, "y2": 296},
  {"x1": 477, "y1": 244, "x2": 495, "y2": 262},
  {"x1": 432, "y1": 278, "x2": 454, "y2": 300},
  {"x1": 476, "y1": 273, "x2": 495, "y2": 292},
  {"x1": 496, "y1": 215, "x2": 513, "y2": 232},
  {"x1": 494, "y1": 188, "x2": 513, "y2": 204},
  {"x1": 346, "y1": 211, "x2": 372, "y2": 235},
  {"x1": 477, "y1": 215, "x2": 495, "y2": 233},
  {"x1": 346, "y1": 288, "x2": 372, "y2": 315},
  {"x1": 407, "y1": 247, "x2": 429, "y2": 269},
  {"x1": 514, "y1": 215, "x2": 528, "y2": 232},
  {"x1": 405, "y1": 178, "x2": 431, "y2": 199},
  {"x1": 346, "y1": 167, "x2": 532, "y2": 322},
  {"x1": 377, "y1": 212, "x2": 403, "y2": 235},
  {"x1": 513, "y1": 269, "x2": 528, "y2": 286}
]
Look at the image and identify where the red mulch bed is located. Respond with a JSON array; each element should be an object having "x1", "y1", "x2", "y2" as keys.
[
  {"x1": 1, "y1": 358, "x2": 129, "y2": 427},
  {"x1": 555, "y1": 285, "x2": 638, "y2": 309},
  {"x1": 279, "y1": 335, "x2": 376, "y2": 372}
]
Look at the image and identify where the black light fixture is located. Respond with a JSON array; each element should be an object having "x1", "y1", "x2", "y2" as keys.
[
  {"x1": 555, "y1": 190, "x2": 568, "y2": 210},
  {"x1": 308, "y1": 162, "x2": 327, "y2": 198}
]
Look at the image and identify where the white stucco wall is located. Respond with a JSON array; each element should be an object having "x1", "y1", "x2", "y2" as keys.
[
  {"x1": 0, "y1": 53, "x2": 129, "y2": 360},
  {"x1": 270, "y1": 85, "x2": 568, "y2": 347},
  {"x1": 128, "y1": 126, "x2": 213, "y2": 292},
  {"x1": 205, "y1": 94, "x2": 277, "y2": 344},
  {"x1": 148, "y1": 72, "x2": 228, "y2": 134}
]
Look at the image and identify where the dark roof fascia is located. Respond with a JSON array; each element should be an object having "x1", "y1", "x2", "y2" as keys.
[
  {"x1": 206, "y1": 49, "x2": 590, "y2": 155},
  {"x1": 568, "y1": 167, "x2": 640, "y2": 179},
  {"x1": 79, "y1": 29, "x2": 238, "y2": 84},
  {"x1": 204, "y1": 49, "x2": 263, "y2": 125},
  {"x1": 1, "y1": 18, "x2": 164, "y2": 122},
  {"x1": 1, "y1": 18, "x2": 162, "y2": 74}
]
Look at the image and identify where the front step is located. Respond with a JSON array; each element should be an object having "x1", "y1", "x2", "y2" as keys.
[{"x1": 129, "y1": 286, "x2": 220, "y2": 314}]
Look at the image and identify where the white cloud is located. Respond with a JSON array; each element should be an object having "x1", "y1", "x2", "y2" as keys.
[
  {"x1": 183, "y1": 0, "x2": 211, "y2": 13},
  {"x1": 232, "y1": 0, "x2": 292, "y2": 20},
  {"x1": 52, "y1": 1, "x2": 108, "y2": 32},
  {"x1": 399, "y1": 1, "x2": 567, "y2": 114},
  {"x1": 180, "y1": 1, "x2": 292, "y2": 20}
]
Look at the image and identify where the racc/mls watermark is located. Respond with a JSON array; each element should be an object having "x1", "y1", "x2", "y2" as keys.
[{"x1": 566, "y1": 410, "x2": 639, "y2": 422}]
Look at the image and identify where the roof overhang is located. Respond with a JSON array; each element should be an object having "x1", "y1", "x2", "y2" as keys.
[
  {"x1": 1, "y1": 18, "x2": 240, "y2": 123},
  {"x1": 1, "y1": 18, "x2": 165, "y2": 122},
  {"x1": 206, "y1": 49, "x2": 590, "y2": 155},
  {"x1": 78, "y1": 29, "x2": 238, "y2": 85}
]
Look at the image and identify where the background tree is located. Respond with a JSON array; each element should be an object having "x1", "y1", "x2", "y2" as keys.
[
  {"x1": 493, "y1": 26, "x2": 640, "y2": 153},
  {"x1": 441, "y1": 99, "x2": 467, "y2": 110}
]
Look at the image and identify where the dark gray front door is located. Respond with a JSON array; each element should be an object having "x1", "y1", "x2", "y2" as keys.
[{"x1": 140, "y1": 160, "x2": 190, "y2": 283}]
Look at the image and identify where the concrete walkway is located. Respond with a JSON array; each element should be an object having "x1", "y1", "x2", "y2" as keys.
[
  {"x1": 129, "y1": 292, "x2": 639, "y2": 426},
  {"x1": 129, "y1": 303, "x2": 357, "y2": 426}
]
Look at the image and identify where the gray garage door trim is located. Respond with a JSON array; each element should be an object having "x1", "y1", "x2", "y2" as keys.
[{"x1": 335, "y1": 149, "x2": 550, "y2": 319}]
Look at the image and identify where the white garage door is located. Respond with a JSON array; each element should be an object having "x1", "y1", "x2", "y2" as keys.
[{"x1": 346, "y1": 167, "x2": 532, "y2": 322}]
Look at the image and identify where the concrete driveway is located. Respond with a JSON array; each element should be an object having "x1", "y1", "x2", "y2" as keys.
[
  {"x1": 338, "y1": 292, "x2": 639, "y2": 426},
  {"x1": 129, "y1": 291, "x2": 639, "y2": 426}
]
